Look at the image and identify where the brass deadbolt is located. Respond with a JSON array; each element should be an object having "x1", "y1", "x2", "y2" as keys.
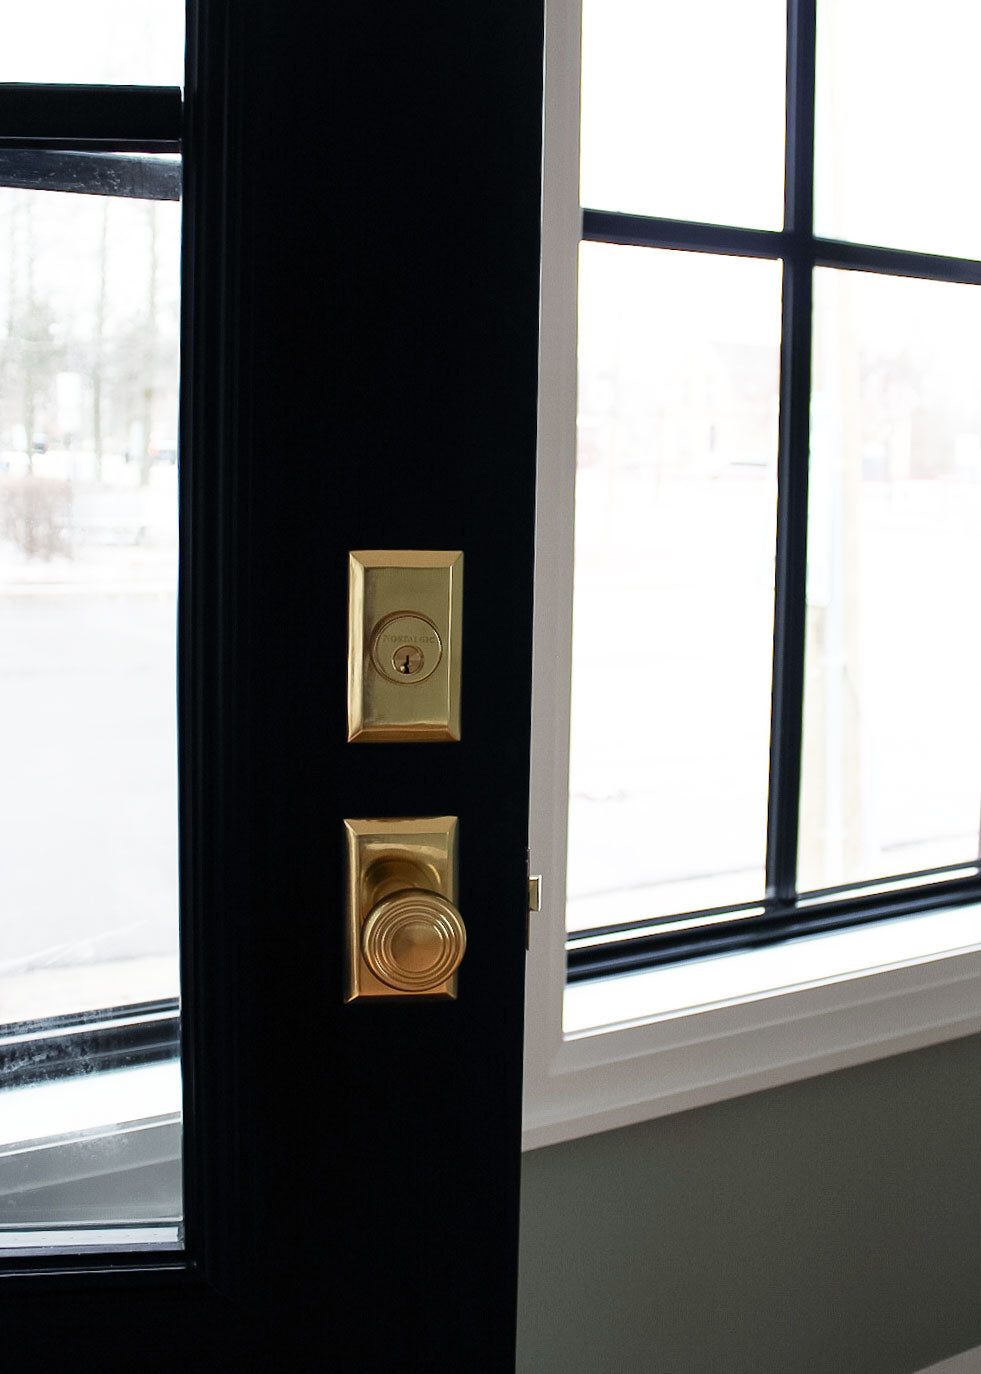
[
  {"x1": 361, "y1": 889, "x2": 466, "y2": 992},
  {"x1": 348, "y1": 550, "x2": 462, "y2": 741},
  {"x1": 370, "y1": 612, "x2": 443, "y2": 685}
]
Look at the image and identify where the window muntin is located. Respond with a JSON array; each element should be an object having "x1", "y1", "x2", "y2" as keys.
[{"x1": 565, "y1": 0, "x2": 981, "y2": 980}]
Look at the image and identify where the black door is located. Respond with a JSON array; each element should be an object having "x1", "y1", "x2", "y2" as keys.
[{"x1": 1, "y1": 2, "x2": 543, "y2": 1367}]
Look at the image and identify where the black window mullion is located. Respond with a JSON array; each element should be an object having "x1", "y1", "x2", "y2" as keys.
[
  {"x1": 581, "y1": 208, "x2": 784, "y2": 261},
  {"x1": 765, "y1": 0, "x2": 817, "y2": 904},
  {"x1": 567, "y1": 865, "x2": 981, "y2": 981},
  {"x1": 0, "y1": 84, "x2": 181, "y2": 149},
  {"x1": 814, "y1": 235, "x2": 981, "y2": 286}
]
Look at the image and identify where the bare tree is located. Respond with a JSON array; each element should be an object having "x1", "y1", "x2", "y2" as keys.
[
  {"x1": 4, "y1": 196, "x2": 61, "y2": 472},
  {"x1": 139, "y1": 202, "x2": 158, "y2": 487},
  {"x1": 91, "y1": 201, "x2": 110, "y2": 484}
]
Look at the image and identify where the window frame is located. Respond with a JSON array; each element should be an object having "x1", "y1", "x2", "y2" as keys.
[
  {"x1": 524, "y1": 0, "x2": 981, "y2": 1149},
  {"x1": 0, "y1": 0, "x2": 246, "y2": 1280},
  {"x1": 0, "y1": 3, "x2": 271, "y2": 1297},
  {"x1": 0, "y1": 82, "x2": 187, "y2": 1259}
]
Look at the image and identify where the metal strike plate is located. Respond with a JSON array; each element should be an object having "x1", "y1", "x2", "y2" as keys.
[
  {"x1": 344, "y1": 817, "x2": 461, "y2": 1002},
  {"x1": 348, "y1": 550, "x2": 463, "y2": 742}
]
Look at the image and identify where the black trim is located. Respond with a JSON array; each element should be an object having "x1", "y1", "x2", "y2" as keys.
[
  {"x1": 582, "y1": 211, "x2": 981, "y2": 289},
  {"x1": 813, "y1": 237, "x2": 981, "y2": 284},
  {"x1": 570, "y1": 860, "x2": 981, "y2": 947},
  {"x1": 581, "y1": 209, "x2": 783, "y2": 260},
  {"x1": 0, "y1": 1257, "x2": 193, "y2": 1283},
  {"x1": 766, "y1": 0, "x2": 816, "y2": 903},
  {"x1": 176, "y1": 0, "x2": 248, "y2": 1296},
  {"x1": 0, "y1": 149, "x2": 180, "y2": 199},
  {"x1": 0, "y1": 84, "x2": 181, "y2": 148},
  {"x1": 567, "y1": 869, "x2": 981, "y2": 982},
  {"x1": 570, "y1": 897, "x2": 765, "y2": 945}
]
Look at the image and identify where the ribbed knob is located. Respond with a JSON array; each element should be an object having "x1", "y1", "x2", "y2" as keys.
[{"x1": 361, "y1": 888, "x2": 466, "y2": 992}]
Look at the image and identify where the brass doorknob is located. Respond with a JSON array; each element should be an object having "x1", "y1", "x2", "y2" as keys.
[
  {"x1": 344, "y1": 817, "x2": 462, "y2": 1001},
  {"x1": 361, "y1": 889, "x2": 466, "y2": 993}
]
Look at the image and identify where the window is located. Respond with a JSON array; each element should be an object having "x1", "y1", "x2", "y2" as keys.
[
  {"x1": 0, "y1": 19, "x2": 184, "y2": 1253},
  {"x1": 525, "y1": 0, "x2": 981, "y2": 1146}
]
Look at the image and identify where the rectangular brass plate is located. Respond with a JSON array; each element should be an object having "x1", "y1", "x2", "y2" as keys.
[
  {"x1": 344, "y1": 817, "x2": 459, "y2": 1001},
  {"x1": 348, "y1": 550, "x2": 463, "y2": 742}
]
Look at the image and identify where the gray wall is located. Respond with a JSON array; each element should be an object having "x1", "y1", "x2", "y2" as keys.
[{"x1": 518, "y1": 1034, "x2": 981, "y2": 1374}]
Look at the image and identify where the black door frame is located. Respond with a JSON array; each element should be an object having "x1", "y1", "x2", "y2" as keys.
[{"x1": 1, "y1": 2, "x2": 544, "y2": 1366}]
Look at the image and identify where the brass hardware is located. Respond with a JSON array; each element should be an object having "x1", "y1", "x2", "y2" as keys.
[
  {"x1": 526, "y1": 874, "x2": 543, "y2": 950},
  {"x1": 370, "y1": 612, "x2": 442, "y2": 684},
  {"x1": 362, "y1": 891, "x2": 466, "y2": 992},
  {"x1": 348, "y1": 551, "x2": 463, "y2": 741},
  {"x1": 344, "y1": 817, "x2": 464, "y2": 1000}
]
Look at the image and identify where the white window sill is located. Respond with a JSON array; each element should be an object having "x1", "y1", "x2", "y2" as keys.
[
  {"x1": 0, "y1": 1227, "x2": 181, "y2": 1256},
  {"x1": 564, "y1": 902, "x2": 981, "y2": 1032},
  {"x1": 522, "y1": 903, "x2": 981, "y2": 1151}
]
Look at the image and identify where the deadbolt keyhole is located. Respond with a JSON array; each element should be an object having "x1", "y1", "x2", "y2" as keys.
[
  {"x1": 393, "y1": 643, "x2": 424, "y2": 676},
  {"x1": 367, "y1": 611, "x2": 442, "y2": 688}
]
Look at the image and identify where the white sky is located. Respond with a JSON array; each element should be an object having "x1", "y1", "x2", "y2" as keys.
[
  {"x1": 580, "y1": 0, "x2": 786, "y2": 230},
  {"x1": 0, "y1": 1, "x2": 184, "y2": 86}
]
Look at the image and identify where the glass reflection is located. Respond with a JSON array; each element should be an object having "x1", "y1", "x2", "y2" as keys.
[
  {"x1": 815, "y1": 0, "x2": 981, "y2": 259},
  {"x1": 568, "y1": 243, "x2": 781, "y2": 931},
  {"x1": 800, "y1": 269, "x2": 981, "y2": 891},
  {"x1": 580, "y1": 0, "x2": 786, "y2": 229},
  {"x1": 0, "y1": 178, "x2": 181, "y2": 1246},
  {"x1": 0, "y1": 0, "x2": 184, "y2": 87}
]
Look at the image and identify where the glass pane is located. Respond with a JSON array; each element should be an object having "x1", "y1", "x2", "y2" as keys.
[
  {"x1": 567, "y1": 243, "x2": 781, "y2": 932},
  {"x1": 580, "y1": 0, "x2": 786, "y2": 229},
  {"x1": 800, "y1": 270, "x2": 981, "y2": 892},
  {"x1": 0, "y1": 172, "x2": 181, "y2": 1246},
  {"x1": 0, "y1": 0, "x2": 184, "y2": 86},
  {"x1": 815, "y1": 0, "x2": 981, "y2": 259}
]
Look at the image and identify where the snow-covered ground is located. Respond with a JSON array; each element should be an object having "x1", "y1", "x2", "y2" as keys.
[{"x1": 0, "y1": 463, "x2": 178, "y2": 1024}]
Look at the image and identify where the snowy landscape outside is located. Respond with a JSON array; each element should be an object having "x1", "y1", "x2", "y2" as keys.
[{"x1": 0, "y1": 181, "x2": 180, "y2": 1024}]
